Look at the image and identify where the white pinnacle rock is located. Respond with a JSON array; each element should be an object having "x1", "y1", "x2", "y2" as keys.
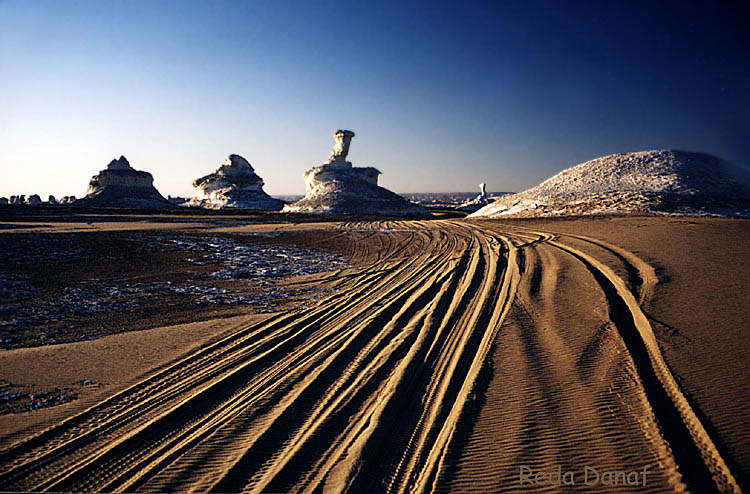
[
  {"x1": 457, "y1": 182, "x2": 493, "y2": 212},
  {"x1": 328, "y1": 129, "x2": 356, "y2": 164},
  {"x1": 284, "y1": 130, "x2": 429, "y2": 216}
]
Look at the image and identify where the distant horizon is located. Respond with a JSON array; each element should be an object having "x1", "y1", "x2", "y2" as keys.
[
  {"x1": 2, "y1": 1, "x2": 748, "y2": 200},
  {"x1": 2, "y1": 145, "x2": 743, "y2": 202}
]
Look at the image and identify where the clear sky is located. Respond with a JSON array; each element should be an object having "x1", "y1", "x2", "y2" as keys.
[{"x1": 1, "y1": 0, "x2": 748, "y2": 198}]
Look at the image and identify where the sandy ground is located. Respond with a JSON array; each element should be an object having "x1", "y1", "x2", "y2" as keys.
[
  {"x1": 0, "y1": 211, "x2": 747, "y2": 493},
  {"x1": 0, "y1": 224, "x2": 352, "y2": 348},
  {"x1": 468, "y1": 216, "x2": 750, "y2": 491},
  {"x1": 0, "y1": 314, "x2": 271, "y2": 444}
]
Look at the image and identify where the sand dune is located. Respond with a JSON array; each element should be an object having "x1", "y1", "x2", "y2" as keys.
[{"x1": 0, "y1": 219, "x2": 745, "y2": 493}]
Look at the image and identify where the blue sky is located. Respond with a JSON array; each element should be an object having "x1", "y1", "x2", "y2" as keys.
[{"x1": 1, "y1": 0, "x2": 748, "y2": 198}]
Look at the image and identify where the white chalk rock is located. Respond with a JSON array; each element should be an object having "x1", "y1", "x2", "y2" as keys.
[
  {"x1": 470, "y1": 150, "x2": 750, "y2": 218},
  {"x1": 457, "y1": 182, "x2": 494, "y2": 212},
  {"x1": 284, "y1": 130, "x2": 429, "y2": 216},
  {"x1": 75, "y1": 156, "x2": 173, "y2": 208},
  {"x1": 185, "y1": 154, "x2": 283, "y2": 210}
]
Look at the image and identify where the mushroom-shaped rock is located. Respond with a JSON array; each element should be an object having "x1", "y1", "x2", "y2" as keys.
[
  {"x1": 75, "y1": 156, "x2": 173, "y2": 208},
  {"x1": 284, "y1": 131, "x2": 429, "y2": 216},
  {"x1": 185, "y1": 154, "x2": 284, "y2": 210}
]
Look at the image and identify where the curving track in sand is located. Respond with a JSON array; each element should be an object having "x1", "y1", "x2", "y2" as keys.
[{"x1": 0, "y1": 220, "x2": 741, "y2": 493}]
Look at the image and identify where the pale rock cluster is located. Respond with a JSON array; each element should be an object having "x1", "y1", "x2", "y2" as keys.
[
  {"x1": 470, "y1": 150, "x2": 750, "y2": 218},
  {"x1": 0, "y1": 194, "x2": 69, "y2": 206},
  {"x1": 6, "y1": 145, "x2": 748, "y2": 218},
  {"x1": 185, "y1": 154, "x2": 283, "y2": 210},
  {"x1": 6, "y1": 131, "x2": 431, "y2": 216},
  {"x1": 284, "y1": 130, "x2": 429, "y2": 216},
  {"x1": 1, "y1": 131, "x2": 426, "y2": 215}
]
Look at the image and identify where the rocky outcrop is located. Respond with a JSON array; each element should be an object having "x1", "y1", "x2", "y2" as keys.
[
  {"x1": 75, "y1": 156, "x2": 173, "y2": 208},
  {"x1": 457, "y1": 183, "x2": 494, "y2": 212},
  {"x1": 284, "y1": 130, "x2": 429, "y2": 216},
  {"x1": 185, "y1": 154, "x2": 283, "y2": 210},
  {"x1": 27, "y1": 195, "x2": 42, "y2": 206},
  {"x1": 167, "y1": 195, "x2": 189, "y2": 206},
  {"x1": 470, "y1": 150, "x2": 750, "y2": 218}
]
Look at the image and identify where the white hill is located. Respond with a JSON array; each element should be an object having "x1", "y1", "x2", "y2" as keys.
[{"x1": 470, "y1": 150, "x2": 750, "y2": 218}]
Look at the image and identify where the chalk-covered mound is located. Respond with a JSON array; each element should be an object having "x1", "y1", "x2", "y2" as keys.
[
  {"x1": 185, "y1": 154, "x2": 283, "y2": 210},
  {"x1": 470, "y1": 150, "x2": 750, "y2": 218},
  {"x1": 284, "y1": 130, "x2": 429, "y2": 216},
  {"x1": 76, "y1": 156, "x2": 173, "y2": 208}
]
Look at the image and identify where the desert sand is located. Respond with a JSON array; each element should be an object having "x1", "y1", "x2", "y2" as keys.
[{"x1": 0, "y1": 210, "x2": 747, "y2": 493}]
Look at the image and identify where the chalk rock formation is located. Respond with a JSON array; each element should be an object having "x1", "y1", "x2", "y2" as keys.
[
  {"x1": 10, "y1": 195, "x2": 25, "y2": 205},
  {"x1": 47, "y1": 195, "x2": 58, "y2": 205},
  {"x1": 328, "y1": 129, "x2": 355, "y2": 162},
  {"x1": 59, "y1": 196, "x2": 76, "y2": 205},
  {"x1": 27, "y1": 194, "x2": 42, "y2": 206},
  {"x1": 0, "y1": 198, "x2": 8, "y2": 205},
  {"x1": 470, "y1": 150, "x2": 750, "y2": 218},
  {"x1": 167, "y1": 195, "x2": 189, "y2": 206},
  {"x1": 185, "y1": 154, "x2": 283, "y2": 210},
  {"x1": 75, "y1": 156, "x2": 173, "y2": 208},
  {"x1": 284, "y1": 130, "x2": 429, "y2": 216},
  {"x1": 458, "y1": 182, "x2": 494, "y2": 212}
]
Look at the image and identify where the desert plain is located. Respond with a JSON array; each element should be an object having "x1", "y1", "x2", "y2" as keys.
[{"x1": 0, "y1": 207, "x2": 748, "y2": 493}]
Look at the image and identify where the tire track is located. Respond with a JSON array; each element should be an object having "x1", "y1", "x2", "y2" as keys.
[
  {"x1": 547, "y1": 238, "x2": 741, "y2": 493},
  {"x1": 0, "y1": 221, "x2": 519, "y2": 493},
  {"x1": 0, "y1": 225, "x2": 435, "y2": 490},
  {"x1": 0, "y1": 219, "x2": 739, "y2": 493}
]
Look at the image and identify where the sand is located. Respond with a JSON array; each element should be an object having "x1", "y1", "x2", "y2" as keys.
[{"x1": 0, "y1": 211, "x2": 747, "y2": 493}]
